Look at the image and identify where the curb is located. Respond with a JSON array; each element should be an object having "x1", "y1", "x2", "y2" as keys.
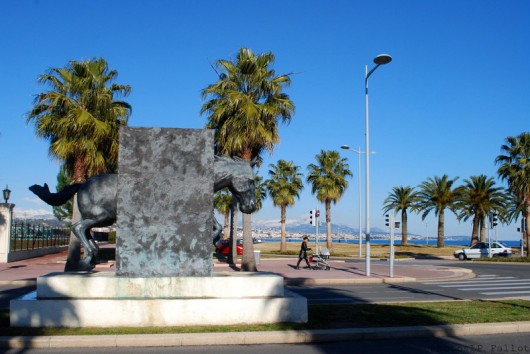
[
  {"x1": 284, "y1": 276, "x2": 418, "y2": 286},
  {"x1": 3, "y1": 321, "x2": 530, "y2": 348}
]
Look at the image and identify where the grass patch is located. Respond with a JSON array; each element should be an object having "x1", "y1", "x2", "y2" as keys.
[
  {"x1": 307, "y1": 300, "x2": 530, "y2": 328},
  {"x1": 3, "y1": 300, "x2": 530, "y2": 336},
  {"x1": 99, "y1": 241, "x2": 528, "y2": 262},
  {"x1": 254, "y1": 242, "x2": 462, "y2": 259}
]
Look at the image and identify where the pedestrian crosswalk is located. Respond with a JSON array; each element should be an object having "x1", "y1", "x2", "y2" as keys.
[{"x1": 423, "y1": 275, "x2": 530, "y2": 297}]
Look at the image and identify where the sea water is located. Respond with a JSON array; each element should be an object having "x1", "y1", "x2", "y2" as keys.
[{"x1": 263, "y1": 238, "x2": 521, "y2": 247}]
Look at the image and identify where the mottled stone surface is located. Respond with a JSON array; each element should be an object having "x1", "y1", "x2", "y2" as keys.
[
  {"x1": 115, "y1": 127, "x2": 214, "y2": 277},
  {"x1": 36, "y1": 272, "x2": 285, "y2": 298}
]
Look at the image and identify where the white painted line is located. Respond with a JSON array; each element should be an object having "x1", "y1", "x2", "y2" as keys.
[
  {"x1": 424, "y1": 277, "x2": 517, "y2": 285},
  {"x1": 439, "y1": 281, "x2": 530, "y2": 288},
  {"x1": 460, "y1": 286, "x2": 530, "y2": 291},
  {"x1": 438, "y1": 279, "x2": 530, "y2": 288},
  {"x1": 481, "y1": 290, "x2": 530, "y2": 295}
]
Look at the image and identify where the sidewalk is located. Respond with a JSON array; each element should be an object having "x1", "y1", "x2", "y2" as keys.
[{"x1": 0, "y1": 249, "x2": 474, "y2": 285}]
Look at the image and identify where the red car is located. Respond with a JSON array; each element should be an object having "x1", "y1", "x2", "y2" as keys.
[{"x1": 216, "y1": 239, "x2": 243, "y2": 255}]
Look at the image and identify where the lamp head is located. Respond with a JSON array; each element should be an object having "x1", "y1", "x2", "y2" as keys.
[
  {"x1": 373, "y1": 54, "x2": 392, "y2": 65},
  {"x1": 340, "y1": 145, "x2": 350, "y2": 150},
  {"x1": 3, "y1": 185, "x2": 11, "y2": 204}
]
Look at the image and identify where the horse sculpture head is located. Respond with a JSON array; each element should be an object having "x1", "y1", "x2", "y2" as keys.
[{"x1": 214, "y1": 156, "x2": 257, "y2": 214}]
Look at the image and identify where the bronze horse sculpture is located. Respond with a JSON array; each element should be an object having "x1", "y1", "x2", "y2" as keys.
[{"x1": 30, "y1": 156, "x2": 256, "y2": 270}]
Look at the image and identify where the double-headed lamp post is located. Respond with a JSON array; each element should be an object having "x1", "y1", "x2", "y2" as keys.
[
  {"x1": 340, "y1": 145, "x2": 375, "y2": 257},
  {"x1": 364, "y1": 54, "x2": 392, "y2": 277}
]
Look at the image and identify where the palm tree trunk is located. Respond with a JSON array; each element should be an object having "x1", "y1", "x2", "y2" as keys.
[
  {"x1": 470, "y1": 215, "x2": 480, "y2": 246},
  {"x1": 437, "y1": 210, "x2": 445, "y2": 248},
  {"x1": 239, "y1": 149, "x2": 256, "y2": 271},
  {"x1": 280, "y1": 204, "x2": 287, "y2": 252},
  {"x1": 241, "y1": 212, "x2": 256, "y2": 271},
  {"x1": 64, "y1": 159, "x2": 86, "y2": 271},
  {"x1": 325, "y1": 200, "x2": 332, "y2": 251},
  {"x1": 401, "y1": 209, "x2": 408, "y2": 245},
  {"x1": 227, "y1": 196, "x2": 238, "y2": 265},
  {"x1": 223, "y1": 212, "x2": 229, "y2": 240},
  {"x1": 479, "y1": 217, "x2": 486, "y2": 243},
  {"x1": 64, "y1": 194, "x2": 82, "y2": 272}
]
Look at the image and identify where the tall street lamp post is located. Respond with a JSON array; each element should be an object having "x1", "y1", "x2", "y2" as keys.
[
  {"x1": 365, "y1": 54, "x2": 392, "y2": 277},
  {"x1": 340, "y1": 145, "x2": 374, "y2": 257}
]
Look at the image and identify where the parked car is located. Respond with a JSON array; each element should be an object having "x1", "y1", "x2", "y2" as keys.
[
  {"x1": 216, "y1": 239, "x2": 243, "y2": 255},
  {"x1": 453, "y1": 242, "x2": 512, "y2": 260}
]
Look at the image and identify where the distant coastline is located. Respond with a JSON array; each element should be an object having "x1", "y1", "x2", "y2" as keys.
[{"x1": 259, "y1": 237, "x2": 521, "y2": 248}]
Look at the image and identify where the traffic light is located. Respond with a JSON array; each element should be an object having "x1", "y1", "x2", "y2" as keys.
[
  {"x1": 309, "y1": 209, "x2": 315, "y2": 225},
  {"x1": 491, "y1": 213, "x2": 498, "y2": 229},
  {"x1": 394, "y1": 222, "x2": 401, "y2": 229},
  {"x1": 385, "y1": 214, "x2": 390, "y2": 227},
  {"x1": 316, "y1": 210, "x2": 320, "y2": 218}
]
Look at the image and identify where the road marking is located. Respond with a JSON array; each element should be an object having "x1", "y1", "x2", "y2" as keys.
[
  {"x1": 480, "y1": 290, "x2": 530, "y2": 295},
  {"x1": 460, "y1": 286, "x2": 530, "y2": 291},
  {"x1": 424, "y1": 277, "x2": 516, "y2": 285},
  {"x1": 437, "y1": 280, "x2": 530, "y2": 288},
  {"x1": 423, "y1": 275, "x2": 530, "y2": 298}
]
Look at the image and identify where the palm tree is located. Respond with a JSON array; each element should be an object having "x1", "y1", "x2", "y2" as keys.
[
  {"x1": 416, "y1": 175, "x2": 460, "y2": 248},
  {"x1": 214, "y1": 189, "x2": 232, "y2": 240},
  {"x1": 382, "y1": 186, "x2": 419, "y2": 245},
  {"x1": 27, "y1": 58, "x2": 132, "y2": 270},
  {"x1": 53, "y1": 165, "x2": 74, "y2": 226},
  {"x1": 28, "y1": 58, "x2": 131, "y2": 182},
  {"x1": 496, "y1": 132, "x2": 530, "y2": 256},
  {"x1": 505, "y1": 190, "x2": 526, "y2": 251},
  {"x1": 307, "y1": 150, "x2": 352, "y2": 251},
  {"x1": 265, "y1": 160, "x2": 304, "y2": 252},
  {"x1": 201, "y1": 48, "x2": 295, "y2": 271},
  {"x1": 254, "y1": 175, "x2": 267, "y2": 212},
  {"x1": 454, "y1": 175, "x2": 507, "y2": 245}
]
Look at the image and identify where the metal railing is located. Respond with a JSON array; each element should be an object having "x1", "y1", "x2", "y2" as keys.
[{"x1": 10, "y1": 221, "x2": 70, "y2": 251}]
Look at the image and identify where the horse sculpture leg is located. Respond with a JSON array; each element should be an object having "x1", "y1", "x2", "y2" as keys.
[{"x1": 71, "y1": 219, "x2": 100, "y2": 270}]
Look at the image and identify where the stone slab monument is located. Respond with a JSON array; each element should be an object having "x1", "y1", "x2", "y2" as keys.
[
  {"x1": 115, "y1": 127, "x2": 214, "y2": 277},
  {"x1": 11, "y1": 127, "x2": 308, "y2": 328}
]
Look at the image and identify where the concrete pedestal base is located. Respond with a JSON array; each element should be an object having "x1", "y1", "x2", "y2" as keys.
[{"x1": 11, "y1": 272, "x2": 307, "y2": 328}]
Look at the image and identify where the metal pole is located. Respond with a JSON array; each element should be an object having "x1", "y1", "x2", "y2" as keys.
[
  {"x1": 365, "y1": 64, "x2": 372, "y2": 276},
  {"x1": 315, "y1": 209, "x2": 319, "y2": 253},
  {"x1": 390, "y1": 214, "x2": 395, "y2": 277},
  {"x1": 363, "y1": 54, "x2": 391, "y2": 276},
  {"x1": 487, "y1": 213, "x2": 492, "y2": 258},
  {"x1": 358, "y1": 147, "x2": 362, "y2": 257}
]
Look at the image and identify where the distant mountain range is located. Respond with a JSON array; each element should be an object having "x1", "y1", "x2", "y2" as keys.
[
  {"x1": 253, "y1": 220, "x2": 472, "y2": 241},
  {"x1": 253, "y1": 220, "x2": 390, "y2": 236}
]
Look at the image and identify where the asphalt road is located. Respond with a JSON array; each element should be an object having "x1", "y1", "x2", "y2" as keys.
[
  {"x1": 0, "y1": 333, "x2": 529, "y2": 354},
  {"x1": 288, "y1": 260, "x2": 530, "y2": 304}
]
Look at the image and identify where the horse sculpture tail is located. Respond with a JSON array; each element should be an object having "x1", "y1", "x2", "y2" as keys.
[{"x1": 29, "y1": 183, "x2": 83, "y2": 206}]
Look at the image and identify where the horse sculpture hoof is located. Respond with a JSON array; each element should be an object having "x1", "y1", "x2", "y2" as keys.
[{"x1": 78, "y1": 257, "x2": 96, "y2": 271}]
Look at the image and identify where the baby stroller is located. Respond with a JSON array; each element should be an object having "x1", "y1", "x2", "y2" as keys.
[{"x1": 310, "y1": 246, "x2": 331, "y2": 270}]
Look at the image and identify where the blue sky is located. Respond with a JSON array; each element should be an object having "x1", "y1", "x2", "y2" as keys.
[{"x1": 1, "y1": 0, "x2": 529, "y2": 240}]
